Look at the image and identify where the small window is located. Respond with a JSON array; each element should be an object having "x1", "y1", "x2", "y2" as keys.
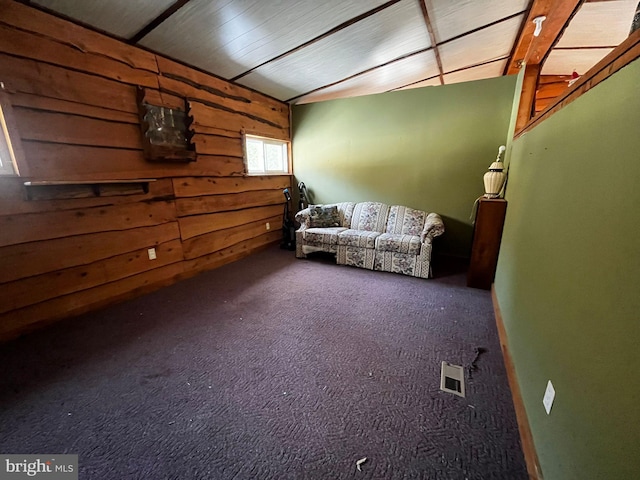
[{"x1": 244, "y1": 134, "x2": 290, "y2": 175}]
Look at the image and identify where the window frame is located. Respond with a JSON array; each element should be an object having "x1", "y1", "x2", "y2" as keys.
[
  {"x1": 242, "y1": 133, "x2": 291, "y2": 176},
  {"x1": 0, "y1": 87, "x2": 27, "y2": 177}
]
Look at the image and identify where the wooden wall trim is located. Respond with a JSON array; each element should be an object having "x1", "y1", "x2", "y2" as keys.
[
  {"x1": 516, "y1": 29, "x2": 640, "y2": 138},
  {"x1": 491, "y1": 286, "x2": 544, "y2": 480}
]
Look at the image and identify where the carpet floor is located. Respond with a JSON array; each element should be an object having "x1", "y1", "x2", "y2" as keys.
[{"x1": 0, "y1": 247, "x2": 528, "y2": 479}]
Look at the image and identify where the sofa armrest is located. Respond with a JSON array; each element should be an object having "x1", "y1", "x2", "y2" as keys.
[
  {"x1": 421, "y1": 213, "x2": 445, "y2": 242},
  {"x1": 295, "y1": 207, "x2": 311, "y2": 229}
]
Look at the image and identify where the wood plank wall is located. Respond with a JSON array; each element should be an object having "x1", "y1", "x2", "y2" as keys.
[
  {"x1": 0, "y1": 0, "x2": 290, "y2": 341},
  {"x1": 535, "y1": 75, "x2": 571, "y2": 114}
]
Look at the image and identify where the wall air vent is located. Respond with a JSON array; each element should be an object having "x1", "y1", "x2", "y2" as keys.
[{"x1": 440, "y1": 361, "x2": 465, "y2": 397}]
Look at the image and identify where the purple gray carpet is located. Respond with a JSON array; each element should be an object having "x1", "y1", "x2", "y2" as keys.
[{"x1": 0, "y1": 248, "x2": 527, "y2": 479}]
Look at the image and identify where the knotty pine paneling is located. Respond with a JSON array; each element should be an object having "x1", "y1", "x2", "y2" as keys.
[
  {"x1": 0, "y1": 54, "x2": 139, "y2": 114},
  {"x1": 0, "y1": 223, "x2": 181, "y2": 284},
  {"x1": 0, "y1": 23, "x2": 158, "y2": 88},
  {"x1": 0, "y1": 239, "x2": 183, "y2": 315},
  {"x1": 189, "y1": 101, "x2": 289, "y2": 140},
  {"x1": 10, "y1": 93, "x2": 140, "y2": 124},
  {"x1": 20, "y1": 140, "x2": 289, "y2": 181},
  {"x1": 173, "y1": 176, "x2": 290, "y2": 198},
  {"x1": 156, "y1": 56, "x2": 288, "y2": 127},
  {"x1": 14, "y1": 108, "x2": 143, "y2": 149},
  {"x1": 192, "y1": 156, "x2": 246, "y2": 177},
  {"x1": 20, "y1": 142, "x2": 150, "y2": 181},
  {"x1": 0, "y1": 263, "x2": 186, "y2": 340},
  {"x1": 0, "y1": 0, "x2": 159, "y2": 74},
  {"x1": 0, "y1": 2, "x2": 290, "y2": 341},
  {"x1": 192, "y1": 133, "x2": 243, "y2": 157},
  {"x1": 190, "y1": 123, "x2": 242, "y2": 138},
  {"x1": 183, "y1": 231, "x2": 282, "y2": 276},
  {"x1": 537, "y1": 81, "x2": 569, "y2": 100},
  {"x1": 176, "y1": 189, "x2": 284, "y2": 217},
  {"x1": 182, "y1": 216, "x2": 282, "y2": 260},
  {"x1": 0, "y1": 177, "x2": 174, "y2": 216},
  {"x1": 0, "y1": 201, "x2": 177, "y2": 248},
  {"x1": 535, "y1": 75, "x2": 571, "y2": 114},
  {"x1": 178, "y1": 204, "x2": 283, "y2": 241}
]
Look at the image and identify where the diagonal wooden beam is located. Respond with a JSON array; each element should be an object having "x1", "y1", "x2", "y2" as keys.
[
  {"x1": 418, "y1": 0, "x2": 444, "y2": 85},
  {"x1": 505, "y1": 0, "x2": 553, "y2": 74},
  {"x1": 527, "y1": 0, "x2": 584, "y2": 64},
  {"x1": 231, "y1": 0, "x2": 402, "y2": 82},
  {"x1": 129, "y1": 0, "x2": 192, "y2": 44},
  {"x1": 505, "y1": 0, "x2": 583, "y2": 75}
]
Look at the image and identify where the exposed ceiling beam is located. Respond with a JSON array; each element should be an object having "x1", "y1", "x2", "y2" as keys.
[
  {"x1": 129, "y1": 0, "x2": 192, "y2": 44},
  {"x1": 418, "y1": 0, "x2": 444, "y2": 85},
  {"x1": 505, "y1": 0, "x2": 584, "y2": 75},
  {"x1": 285, "y1": 45, "x2": 433, "y2": 103},
  {"x1": 441, "y1": 9, "x2": 527, "y2": 48},
  {"x1": 232, "y1": 0, "x2": 402, "y2": 82},
  {"x1": 287, "y1": 10, "x2": 527, "y2": 103},
  {"x1": 528, "y1": 0, "x2": 584, "y2": 64},
  {"x1": 390, "y1": 56, "x2": 509, "y2": 92}
]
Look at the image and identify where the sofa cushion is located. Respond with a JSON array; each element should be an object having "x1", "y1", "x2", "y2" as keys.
[
  {"x1": 335, "y1": 202, "x2": 356, "y2": 228},
  {"x1": 295, "y1": 202, "x2": 355, "y2": 229},
  {"x1": 337, "y1": 229, "x2": 381, "y2": 248},
  {"x1": 375, "y1": 233, "x2": 422, "y2": 255},
  {"x1": 308, "y1": 205, "x2": 341, "y2": 228},
  {"x1": 385, "y1": 206, "x2": 427, "y2": 235},
  {"x1": 350, "y1": 202, "x2": 390, "y2": 232},
  {"x1": 302, "y1": 227, "x2": 347, "y2": 246}
]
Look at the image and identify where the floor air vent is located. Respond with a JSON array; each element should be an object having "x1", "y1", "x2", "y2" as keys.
[{"x1": 440, "y1": 361, "x2": 465, "y2": 397}]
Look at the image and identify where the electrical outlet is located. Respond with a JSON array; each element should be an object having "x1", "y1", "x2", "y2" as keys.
[
  {"x1": 147, "y1": 248, "x2": 157, "y2": 260},
  {"x1": 266, "y1": 222, "x2": 270, "y2": 230},
  {"x1": 543, "y1": 380, "x2": 555, "y2": 414}
]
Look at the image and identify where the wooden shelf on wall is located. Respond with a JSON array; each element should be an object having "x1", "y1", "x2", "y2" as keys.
[{"x1": 23, "y1": 179, "x2": 156, "y2": 200}]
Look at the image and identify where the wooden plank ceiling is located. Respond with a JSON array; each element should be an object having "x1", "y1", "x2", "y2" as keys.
[{"x1": 26, "y1": 0, "x2": 637, "y2": 104}]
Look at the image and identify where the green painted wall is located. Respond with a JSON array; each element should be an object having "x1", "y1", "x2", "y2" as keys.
[
  {"x1": 495, "y1": 59, "x2": 640, "y2": 479},
  {"x1": 292, "y1": 76, "x2": 518, "y2": 257}
]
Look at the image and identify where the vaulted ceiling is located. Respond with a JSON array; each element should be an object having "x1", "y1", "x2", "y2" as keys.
[{"x1": 26, "y1": 0, "x2": 638, "y2": 104}]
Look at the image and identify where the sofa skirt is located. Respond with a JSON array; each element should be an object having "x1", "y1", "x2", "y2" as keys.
[
  {"x1": 374, "y1": 243, "x2": 432, "y2": 279},
  {"x1": 296, "y1": 227, "x2": 346, "y2": 258},
  {"x1": 336, "y1": 245, "x2": 376, "y2": 270}
]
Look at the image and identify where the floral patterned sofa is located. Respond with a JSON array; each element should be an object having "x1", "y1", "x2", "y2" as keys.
[{"x1": 294, "y1": 201, "x2": 445, "y2": 279}]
